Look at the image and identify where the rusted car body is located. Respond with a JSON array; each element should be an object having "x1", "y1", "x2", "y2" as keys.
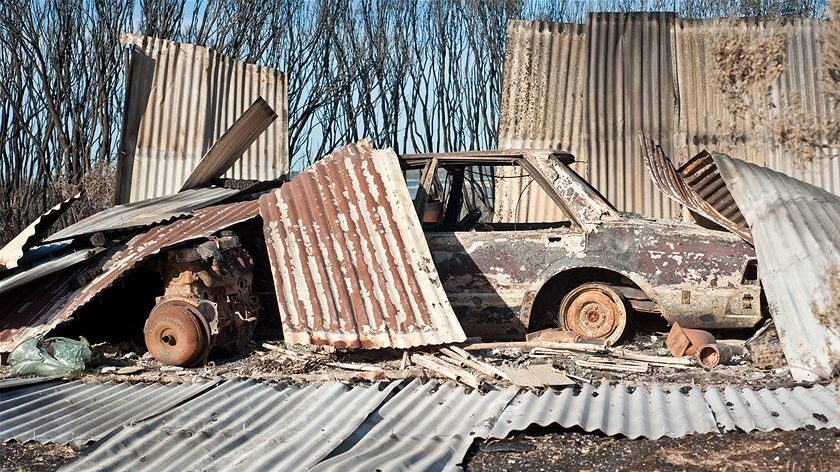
[{"x1": 402, "y1": 150, "x2": 762, "y2": 343}]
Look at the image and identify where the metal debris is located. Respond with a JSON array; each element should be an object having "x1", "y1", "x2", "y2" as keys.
[
  {"x1": 490, "y1": 382, "x2": 840, "y2": 440},
  {"x1": 66, "y1": 380, "x2": 399, "y2": 472},
  {"x1": 179, "y1": 98, "x2": 278, "y2": 191},
  {"x1": 503, "y1": 363, "x2": 575, "y2": 387},
  {"x1": 666, "y1": 321, "x2": 715, "y2": 357},
  {"x1": 0, "y1": 380, "x2": 215, "y2": 446},
  {"x1": 0, "y1": 192, "x2": 81, "y2": 271},
  {"x1": 259, "y1": 140, "x2": 465, "y2": 349}
]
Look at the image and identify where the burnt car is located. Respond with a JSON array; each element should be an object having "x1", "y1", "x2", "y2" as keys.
[{"x1": 401, "y1": 150, "x2": 762, "y2": 344}]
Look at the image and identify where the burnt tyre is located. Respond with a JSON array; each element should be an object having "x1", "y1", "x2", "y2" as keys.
[{"x1": 558, "y1": 282, "x2": 628, "y2": 346}]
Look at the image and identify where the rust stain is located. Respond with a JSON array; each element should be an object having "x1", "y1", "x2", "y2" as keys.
[{"x1": 259, "y1": 141, "x2": 465, "y2": 349}]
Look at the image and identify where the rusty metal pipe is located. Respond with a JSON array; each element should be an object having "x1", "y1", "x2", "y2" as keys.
[{"x1": 696, "y1": 343, "x2": 733, "y2": 369}]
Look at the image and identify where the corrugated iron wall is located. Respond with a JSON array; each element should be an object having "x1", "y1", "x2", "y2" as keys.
[
  {"x1": 117, "y1": 34, "x2": 289, "y2": 203},
  {"x1": 499, "y1": 13, "x2": 839, "y2": 220}
]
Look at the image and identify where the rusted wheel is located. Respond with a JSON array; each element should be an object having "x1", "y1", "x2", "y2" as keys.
[
  {"x1": 558, "y1": 283, "x2": 627, "y2": 345},
  {"x1": 144, "y1": 300, "x2": 210, "y2": 367}
]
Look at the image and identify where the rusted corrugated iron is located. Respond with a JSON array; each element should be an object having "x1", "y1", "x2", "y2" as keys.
[
  {"x1": 259, "y1": 141, "x2": 466, "y2": 349},
  {"x1": 180, "y1": 98, "x2": 277, "y2": 191},
  {"x1": 498, "y1": 14, "x2": 838, "y2": 220},
  {"x1": 712, "y1": 154, "x2": 840, "y2": 381},
  {"x1": 0, "y1": 200, "x2": 259, "y2": 353},
  {"x1": 118, "y1": 34, "x2": 289, "y2": 203},
  {"x1": 640, "y1": 135, "x2": 753, "y2": 243},
  {"x1": 0, "y1": 192, "x2": 80, "y2": 271}
]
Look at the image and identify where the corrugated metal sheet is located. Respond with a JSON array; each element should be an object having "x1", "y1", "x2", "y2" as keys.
[
  {"x1": 44, "y1": 187, "x2": 237, "y2": 243},
  {"x1": 0, "y1": 380, "x2": 214, "y2": 446},
  {"x1": 0, "y1": 200, "x2": 259, "y2": 353},
  {"x1": 180, "y1": 97, "x2": 277, "y2": 191},
  {"x1": 260, "y1": 141, "x2": 466, "y2": 349},
  {"x1": 0, "y1": 247, "x2": 104, "y2": 296},
  {"x1": 499, "y1": 14, "x2": 838, "y2": 220},
  {"x1": 118, "y1": 34, "x2": 289, "y2": 203},
  {"x1": 0, "y1": 193, "x2": 80, "y2": 271},
  {"x1": 490, "y1": 382, "x2": 840, "y2": 440},
  {"x1": 766, "y1": 18, "x2": 840, "y2": 194},
  {"x1": 67, "y1": 380, "x2": 399, "y2": 472},
  {"x1": 310, "y1": 379, "x2": 518, "y2": 472},
  {"x1": 498, "y1": 20, "x2": 586, "y2": 154},
  {"x1": 640, "y1": 135, "x2": 752, "y2": 242},
  {"x1": 712, "y1": 154, "x2": 840, "y2": 381},
  {"x1": 585, "y1": 12, "x2": 678, "y2": 220}
]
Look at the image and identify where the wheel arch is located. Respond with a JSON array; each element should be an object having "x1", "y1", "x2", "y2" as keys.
[{"x1": 522, "y1": 264, "x2": 657, "y2": 332}]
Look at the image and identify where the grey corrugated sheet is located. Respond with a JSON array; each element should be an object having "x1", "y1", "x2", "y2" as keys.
[
  {"x1": 259, "y1": 141, "x2": 466, "y2": 349},
  {"x1": 67, "y1": 380, "x2": 399, "y2": 472},
  {"x1": 310, "y1": 380, "x2": 518, "y2": 472},
  {"x1": 0, "y1": 380, "x2": 214, "y2": 446},
  {"x1": 585, "y1": 12, "x2": 677, "y2": 220},
  {"x1": 118, "y1": 34, "x2": 289, "y2": 203},
  {"x1": 713, "y1": 154, "x2": 840, "y2": 381},
  {"x1": 44, "y1": 187, "x2": 237, "y2": 243},
  {"x1": 0, "y1": 248, "x2": 103, "y2": 296},
  {"x1": 490, "y1": 382, "x2": 840, "y2": 440}
]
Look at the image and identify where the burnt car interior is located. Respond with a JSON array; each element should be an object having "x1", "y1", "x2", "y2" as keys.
[{"x1": 402, "y1": 153, "x2": 576, "y2": 232}]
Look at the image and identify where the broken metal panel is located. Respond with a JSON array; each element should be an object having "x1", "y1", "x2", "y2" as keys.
[
  {"x1": 66, "y1": 380, "x2": 399, "y2": 472},
  {"x1": 44, "y1": 187, "x2": 237, "y2": 243},
  {"x1": 310, "y1": 380, "x2": 518, "y2": 472},
  {"x1": 260, "y1": 141, "x2": 465, "y2": 349},
  {"x1": 0, "y1": 200, "x2": 259, "y2": 353},
  {"x1": 0, "y1": 380, "x2": 215, "y2": 446},
  {"x1": 712, "y1": 154, "x2": 840, "y2": 381},
  {"x1": 118, "y1": 34, "x2": 289, "y2": 203},
  {"x1": 0, "y1": 247, "x2": 104, "y2": 296},
  {"x1": 490, "y1": 382, "x2": 840, "y2": 441},
  {"x1": 640, "y1": 136, "x2": 753, "y2": 243},
  {"x1": 0, "y1": 192, "x2": 81, "y2": 271},
  {"x1": 179, "y1": 97, "x2": 278, "y2": 191}
]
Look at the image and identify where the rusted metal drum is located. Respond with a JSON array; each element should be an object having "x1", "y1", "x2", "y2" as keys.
[
  {"x1": 558, "y1": 283, "x2": 627, "y2": 346},
  {"x1": 143, "y1": 299, "x2": 211, "y2": 367}
]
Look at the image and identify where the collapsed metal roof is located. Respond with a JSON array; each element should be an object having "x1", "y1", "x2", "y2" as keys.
[
  {"x1": 67, "y1": 380, "x2": 399, "y2": 472},
  {"x1": 0, "y1": 200, "x2": 260, "y2": 353},
  {"x1": 643, "y1": 139, "x2": 840, "y2": 381},
  {"x1": 0, "y1": 192, "x2": 80, "y2": 271},
  {"x1": 0, "y1": 380, "x2": 214, "y2": 447},
  {"x1": 489, "y1": 382, "x2": 840, "y2": 440},
  {"x1": 259, "y1": 141, "x2": 466, "y2": 349}
]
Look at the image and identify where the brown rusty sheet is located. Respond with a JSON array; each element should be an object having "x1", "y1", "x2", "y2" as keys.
[
  {"x1": 0, "y1": 200, "x2": 259, "y2": 352},
  {"x1": 259, "y1": 141, "x2": 465, "y2": 349},
  {"x1": 639, "y1": 135, "x2": 753, "y2": 243}
]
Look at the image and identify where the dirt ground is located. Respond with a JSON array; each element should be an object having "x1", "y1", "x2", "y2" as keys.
[
  {"x1": 0, "y1": 442, "x2": 77, "y2": 472},
  {"x1": 465, "y1": 427, "x2": 840, "y2": 472}
]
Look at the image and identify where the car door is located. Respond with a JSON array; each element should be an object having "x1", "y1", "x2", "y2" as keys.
[{"x1": 416, "y1": 157, "x2": 583, "y2": 339}]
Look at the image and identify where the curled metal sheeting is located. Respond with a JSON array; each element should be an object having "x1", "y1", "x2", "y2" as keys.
[
  {"x1": 490, "y1": 382, "x2": 840, "y2": 440},
  {"x1": 66, "y1": 380, "x2": 399, "y2": 472},
  {"x1": 44, "y1": 187, "x2": 237, "y2": 243},
  {"x1": 640, "y1": 135, "x2": 753, "y2": 243},
  {"x1": 259, "y1": 141, "x2": 465, "y2": 349},
  {"x1": 0, "y1": 380, "x2": 215, "y2": 446},
  {"x1": 0, "y1": 200, "x2": 259, "y2": 353},
  {"x1": 712, "y1": 154, "x2": 840, "y2": 381},
  {"x1": 0, "y1": 192, "x2": 81, "y2": 271},
  {"x1": 0, "y1": 248, "x2": 104, "y2": 297},
  {"x1": 310, "y1": 379, "x2": 518, "y2": 472}
]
